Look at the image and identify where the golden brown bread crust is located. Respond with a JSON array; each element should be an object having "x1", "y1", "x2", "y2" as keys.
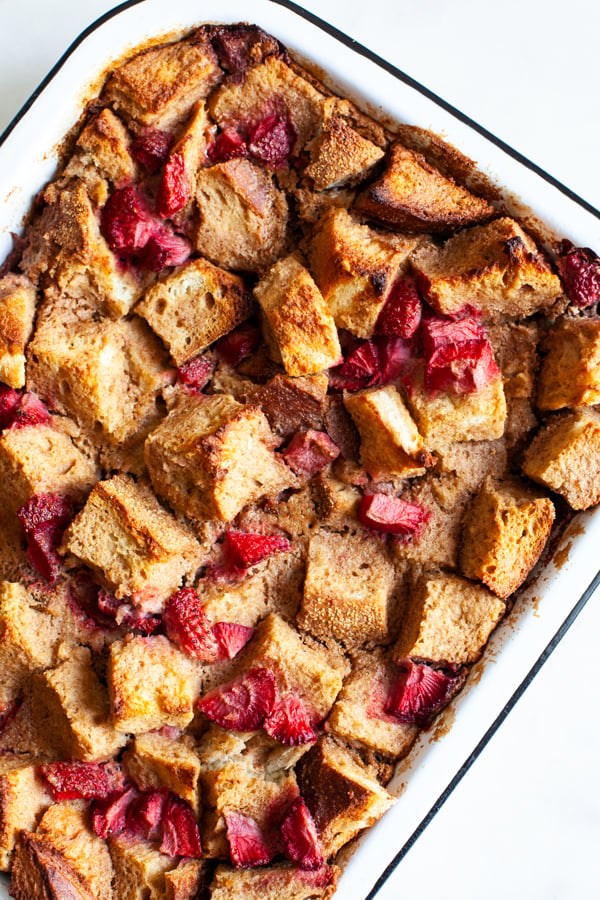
[
  {"x1": 536, "y1": 316, "x2": 600, "y2": 410},
  {"x1": 0, "y1": 274, "x2": 36, "y2": 389},
  {"x1": 305, "y1": 114, "x2": 385, "y2": 191},
  {"x1": 210, "y1": 862, "x2": 339, "y2": 900}
]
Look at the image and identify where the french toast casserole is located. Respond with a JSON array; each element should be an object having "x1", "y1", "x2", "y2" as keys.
[{"x1": 0, "y1": 20, "x2": 599, "y2": 900}]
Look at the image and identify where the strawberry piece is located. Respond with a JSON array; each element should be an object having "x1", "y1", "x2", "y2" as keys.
[
  {"x1": 329, "y1": 337, "x2": 410, "y2": 392},
  {"x1": 213, "y1": 621, "x2": 255, "y2": 659},
  {"x1": 92, "y1": 786, "x2": 138, "y2": 839},
  {"x1": 160, "y1": 792, "x2": 203, "y2": 857},
  {"x1": 215, "y1": 320, "x2": 261, "y2": 366},
  {"x1": 40, "y1": 760, "x2": 125, "y2": 802},
  {"x1": 373, "y1": 336, "x2": 412, "y2": 384},
  {"x1": 17, "y1": 494, "x2": 73, "y2": 582},
  {"x1": 282, "y1": 430, "x2": 340, "y2": 478},
  {"x1": 11, "y1": 391, "x2": 51, "y2": 428},
  {"x1": 135, "y1": 228, "x2": 191, "y2": 271},
  {"x1": 100, "y1": 186, "x2": 155, "y2": 257},
  {"x1": 375, "y1": 279, "x2": 422, "y2": 339},
  {"x1": 0, "y1": 384, "x2": 21, "y2": 429},
  {"x1": 359, "y1": 494, "x2": 429, "y2": 537},
  {"x1": 421, "y1": 316, "x2": 500, "y2": 394},
  {"x1": 264, "y1": 694, "x2": 316, "y2": 746},
  {"x1": 131, "y1": 128, "x2": 173, "y2": 173},
  {"x1": 157, "y1": 152, "x2": 190, "y2": 218},
  {"x1": 248, "y1": 114, "x2": 296, "y2": 168},
  {"x1": 556, "y1": 240, "x2": 600, "y2": 308},
  {"x1": 225, "y1": 811, "x2": 276, "y2": 868},
  {"x1": 385, "y1": 659, "x2": 462, "y2": 726},
  {"x1": 163, "y1": 587, "x2": 221, "y2": 661},
  {"x1": 0, "y1": 696, "x2": 22, "y2": 734},
  {"x1": 224, "y1": 531, "x2": 291, "y2": 572},
  {"x1": 209, "y1": 24, "x2": 283, "y2": 81},
  {"x1": 126, "y1": 788, "x2": 168, "y2": 841},
  {"x1": 177, "y1": 354, "x2": 215, "y2": 394},
  {"x1": 198, "y1": 667, "x2": 277, "y2": 731},
  {"x1": 207, "y1": 127, "x2": 249, "y2": 163},
  {"x1": 280, "y1": 797, "x2": 323, "y2": 870}
]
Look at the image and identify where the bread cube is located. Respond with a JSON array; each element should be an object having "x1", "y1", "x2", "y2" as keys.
[
  {"x1": 202, "y1": 572, "x2": 270, "y2": 628},
  {"x1": 355, "y1": 141, "x2": 494, "y2": 233},
  {"x1": 105, "y1": 36, "x2": 221, "y2": 128},
  {"x1": 412, "y1": 218, "x2": 563, "y2": 319},
  {"x1": 299, "y1": 531, "x2": 395, "y2": 647},
  {"x1": 10, "y1": 801, "x2": 114, "y2": 900},
  {"x1": 61, "y1": 475, "x2": 202, "y2": 607},
  {"x1": 165, "y1": 858, "x2": 210, "y2": 900},
  {"x1": 344, "y1": 384, "x2": 433, "y2": 480},
  {"x1": 537, "y1": 317, "x2": 600, "y2": 410},
  {"x1": 136, "y1": 258, "x2": 253, "y2": 366},
  {"x1": 305, "y1": 114, "x2": 385, "y2": 190},
  {"x1": 64, "y1": 108, "x2": 137, "y2": 204},
  {"x1": 393, "y1": 571, "x2": 505, "y2": 665},
  {"x1": 27, "y1": 315, "x2": 171, "y2": 446},
  {"x1": 164, "y1": 103, "x2": 216, "y2": 221},
  {"x1": 210, "y1": 862, "x2": 339, "y2": 900},
  {"x1": 310, "y1": 473, "x2": 361, "y2": 529},
  {"x1": 109, "y1": 835, "x2": 175, "y2": 900},
  {"x1": 0, "y1": 764, "x2": 51, "y2": 870},
  {"x1": 255, "y1": 372, "x2": 327, "y2": 438},
  {"x1": 195, "y1": 159, "x2": 288, "y2": 272},
  {"x1": 523, "y1": 410, "x2": 600, "y2": 510},
  {"x1": 124, "y1": 732, "x2": 201, "y2": 813},
  {"x1": 109, "y1": 635, "x2": 201, "y2": 733},
  {"x1": 309, "y1": 208, "x2": 417, "y2": 338},
  {"x1": 0, "y1": 274, "x2": 36, "y2": 389},
  {"x1": 296, "y1": 737, "x2": 394, "y2": 857},
  {"x1": 487, "y1": 320, "x2": 540, "y2": 402},
  {"x1": 254, "y1": 255, "x2": 341, "y2": 377},
  {"x1": 145, "y1": 394, "x2": 295, "y2": 522}
]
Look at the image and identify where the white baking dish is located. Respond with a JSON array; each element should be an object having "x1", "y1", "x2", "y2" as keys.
[{"x1": 1, "y1": 2, "x2": 600, "y2": 899}]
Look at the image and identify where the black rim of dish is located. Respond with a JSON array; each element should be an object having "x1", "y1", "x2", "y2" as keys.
[{"x1": 1, "y1": 2, "x2": 600, "y2": 898}]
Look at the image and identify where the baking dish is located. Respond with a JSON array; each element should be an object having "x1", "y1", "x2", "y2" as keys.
[{"x1": 1, "y1": 2, "x2": 600, "y2": 898}]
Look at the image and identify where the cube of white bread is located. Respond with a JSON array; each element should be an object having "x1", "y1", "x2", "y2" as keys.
[
  {"x1": 27, "y1": 314, "x2": 172, "y2": 446},
  {"x1": 201, "y1": 570, "x2": 270, "y2": 628},
  {"x1": 460, "y1": 477, "x2": 555, "y2": 598},
  {"x1": 393, "y1": 571, "x2": 505, "y2": 666},
  {"x1": 165, "y1": 858, "x2": 210, "y2": 900},
  {"x1": 210, "y1": 862, "x2": 339, "y2": 900},
  {"x1": 309, "y1": 207, "x2": 417, "y2": 338},
  {"x1": 63, "y1": 108, "x2": 138, "y2": 206},
  {"x1": 136, "y1": 257, "x2": 253, "y2": 366},
  {"x1": 0, "y1": 764, "x2": 51, "y2": 870},
  {"x1": 195, "y1": 159, "x2": 288, "y2": 272},
  {"x1": 145, "y1": 394, "x2": 295, "y2": 522},
  {"x1": 108, "y1": 635, "x2": 201, "y2": 733},
  {"x1": 536, "y1": 316, "x2": 600, "y2": 410},
  {"x1": 344, "y1": 384, "x2": 433, "y2": 480},
  {"x1": 104, "y1": 34, "x2": 221, "y2": 128},
  {"x1": 355, "y1": 141, "x2": 494, "y2": 232},
  {"x1": 61, "y1": 475, "x2": 202, "y2": 607},
  {"x1": 523, "y1": 410, "x2": 600, "y2": 510},
  {"x1": 254, "y1": 255, "x2": 341, "y2": 376},
  {"x1": 296, "y1": 736, "x2": 394, "y2": 858},
  {"x1": 305, "y1": 114, "x2": 385, "y2": 190},
  {"x1": 298, "y1": 530, "x2": 395, "y2": 648},
  {"x1": 124, "y1": 731, "x2": 201, "y2": 814},
  {"x1": 10, "y1": 800, "x2": 114, "y2": 900},
  {"x1": 109, "y1": 835, "x2": 176, "y2": 900},
  {"x1": 0, "y1": 274, "x2": 36, "y2": 389}
]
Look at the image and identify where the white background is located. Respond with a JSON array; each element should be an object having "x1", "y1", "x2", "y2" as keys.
[{"x1": 1, "y1": 1, "x2": 599, "y2": 898}]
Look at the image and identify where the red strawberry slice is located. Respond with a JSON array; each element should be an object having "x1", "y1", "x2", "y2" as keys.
[
  {"x1": 420, "y1": 315, "x2": 485, "y2": 356},
  {"x1": 215, "y1": 320, "x2": 261, "y2": 366},
  {"x1": 358, "y1": 494, "x2": 429, "y2": 537},
  {"x1": 421, "y1": 316, "x2": 500, "y2": 394},
  {"x1": 160, "y1": 792, "x2": 203, "y2": 857},
  {"x1": 177, "y1": 354, "x2": 215, "y2": 394},
  {"x1": 10, "y1": 391, "x2": 51, "y2": 428},
  {"x1": 556, "y1": 240, "x2": 600, "y2": 308},
  {"x1": 92, "y1": 786, "x2": 138, "y2": 839},
  {"x1": 157, "y1": 152, "x2": 190, "y2": 218},
  {"x1": 163, "y1": 587, "x2": 221, "y2": 661},
  {"x1": 127, "y1": 788, "x2": 168, "y2": 841},
  {"x1": 134, "y1": 228, "x2": 191, "y2": 271},
  {"x1": 212, "y1": 621, "x2": 255, "y2": 659},
  {"x1": 130, "y1": 128, "x2": 173, "y2": 173},
  {"x1": 375, "y1": 279, "x2": 422, "y2": 339},
  {"x1": 225, "y1": 811, "x2": 276, "y2": 868},
  {"x1": 282, "y1": 429, "x2": 340, "y2": 478},
  {"x1": 17, "y1": 494, "x2": 73, "y2": 583},
  {"x1": 280, "y1": 797, "x2": 324, "y2": 870},
  {"x1": 40, "y1": 760, "x2": 125, "y2": 802},
  {"x1": 224, "y1": 531, "x2": 291, "y2": 572},
  {"x1": 264, "y1": 694, "x2": 317, "y2": 746},
  {"x1": 100, "y1": 186, "x2": 155, "y2": 256},
  {"x1": 0, "y1": 384, "x2": 21, "y2": 429},
  {"x1": 385, "y1": 659, "x2": 462, "y2": 726},
  {"x1": 374, "y1": 336, "x2": 412, "y2": 384},
  {"x1": 328, "y1": 337, "x2": 410, "y2": 392},
  {"x1": 207, "y1": 127, "x2": 249, "y2": 164},
  {"x1": 248, "y1": 114, "x2": 296, "y2": 167},
  {"x1": 198, "y1": 667, "x2": 277, "y2": 731}
]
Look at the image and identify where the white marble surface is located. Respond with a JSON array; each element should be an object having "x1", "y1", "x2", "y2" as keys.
[{"x1": 0, "y1": 1, "x2": 599, "y2": 898}]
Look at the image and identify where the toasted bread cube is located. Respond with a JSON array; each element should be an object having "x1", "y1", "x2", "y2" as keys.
[
  {"x1": 105, "y1": 36, "x2": 221, "y2": 128},
  {"x1": 523, "y1": 410, "x2": 600, "y2": 510},
  {"x1": 355, "y1": 141, "x2": 494, "y2": 233},
  {"x1": 0, "y1": 274, "x2": 36, "y2": 389},
  {"x1": 254, "y1": 255, "x2": 341, "y2": 377},
  {"x1": 202, "y1": 571, "x2": 270, "y2": 628},
  {"x1": 145, "y1": 394, "x2": 295, "y2": 522},
  {"x1": 0, "y1": 764, "x2": 51, "y2": 870},
  {"x1": 209, "y1": 56, "x2": 325, "y2": 152},
  {"x1": 165, "y1": 859, "x2": 210, "y2": 900},
  {"x1": 164, "y1": 103, "x2": 216, "y2": 221},
  {"x1": 256, "y1": 372, "x2": 327, "y2": 438},
  {"x1": 210, "y1": 863, "x2": 339, "y2": 900},
  {"x1": 297, "y1": 737, "x2": 394, "y2": 857},
  {"x1": 195, "y1": 159, "x2": 288, "y2": 272},
  {"x1": 124, "y1": 732, "x2": 201, "y2": 814},
  {"x1": 326, "y1": 651, "x2": 418, "y2": 758},
  {"x1": 393, "y1": 571, "x2": 505, "y2": 665},
  {"x1": 64, "y1": 108, "x2": 137, "y2": 205},
  {"x1": 537, "y1": 317, "x2": 600, "y2": 410},
  {"x1": 136, "y1": 258, "x2": 253, "y2": 366},
  {"x1": 460, "y1": 477, "x2": 555, "y2": 598},
  {"x1": 310, "y1": 208, "x2": 417, "y2": 338},
  {"x1": 242, "y1": 614, "x2": 348, "y2": 722},
  {"x1": 344, "y1": 384, "x2": 433, "y2": 480},
  {"x1": 305, "y1": 114, "x2": 385, "y2": 190},
  {"x1": 10, "y1": 801, "x2": 114, "y2": 900},
  {"x1": 61, "y1": 475, "x2": 202, "y2": 607},
  {"x1": 487, "y1": 320, "x2": 540, "y2": 402},
  {"x1": 109, "y1": 835, "x2": 175, "y2": 900},
  {"x1": 412, "y1": 218, "x2": 563, "y2": 319},
  {"x1": 109, "y1": 635, "x2": 201, "y2": 733},
  {"x1": 33, "y1": 645, "x2": 127, "y2": 761},
  {"x1": 27, "y1": 315, "x2": 171, "y2": 446},
  {"x1": 299, "y1": 531, "x2": 395, "y2": 648}
]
